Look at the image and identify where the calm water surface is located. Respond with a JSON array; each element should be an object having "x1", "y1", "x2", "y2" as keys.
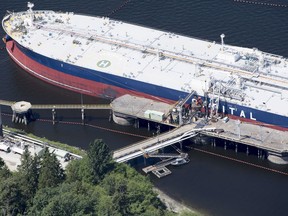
[{"x1": 1, "y1": 1, "x2": 288, "y2": 215}]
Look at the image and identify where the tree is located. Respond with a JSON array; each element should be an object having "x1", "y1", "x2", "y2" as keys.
[
  {"x1": 101, "y1": 164, "x2": 166, "y2": 216},
  {"x1": 87, "y1": 139, "x2": 112, "y2": 184},
  {"x1": 27, "y1": 186, "x2": 58, "y2": 215},
  {"x1": 101, "y1": 173, "x2": 129, "y2": 215},
  {"x1": 97, "y1": 194, "x2": 121, "y2": 216},
  {"x1": 0, "y1": 175, "x2": 26, "y2": 215},
  {"x1": 17, "y1": 147, "x2": 39, "y2": 205},
  {"x1": 87, "y1": 139, "x2": 113, "y2": 184},
  {"x1": 66, "y1": 139, "x2": 113, "y2": 185},
  {"x1": 38, "y1": 147, "x2": 65, "y2": 189},
  {"x1": 123, "y1": 164, "x2": 165, "y2": 214},
  {"x1": 0, "y1": 157, "x2": 10, "y2": 179},
  {"x1": 29, "y1": 181, "x2": 104, "y2": 216},
  {"x1": 65, "y1": 156, "x2": 94, "y2": 183},
  {"x1": 0, "y1": 157, "x2": 4, "y2": 168}
]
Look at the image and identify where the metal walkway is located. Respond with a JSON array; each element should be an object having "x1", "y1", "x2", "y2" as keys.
[
  {"x1": 113, "y1": 124, "x2": 215, "y2": 163},
  {"x1": 0, "y1": 99, "x2": 111, "y2": 110}
]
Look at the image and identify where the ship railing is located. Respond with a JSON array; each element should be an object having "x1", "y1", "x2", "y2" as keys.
[{"x1": 214, "y1": 81, "x2": 245, "y2": 101}]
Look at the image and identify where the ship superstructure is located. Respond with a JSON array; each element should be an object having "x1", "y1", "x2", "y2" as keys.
[{"x1": 2, "y1": 3, "x2": 288, "y2": 129}]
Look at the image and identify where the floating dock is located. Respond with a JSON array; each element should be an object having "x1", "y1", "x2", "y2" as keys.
[{"x1": 142, "y1": 155, "x2": 189, "y2": 178}]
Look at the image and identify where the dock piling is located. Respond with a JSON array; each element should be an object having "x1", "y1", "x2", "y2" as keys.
[
  {"x1": 52, "y1": 108, "x2": 56, "y2": 125},
  {"x1": 134, "y1": 119, "x2": 139, "y2": 128},
  {"x1": 109, "y1": 110, "x2": 112, "y2": 122},
  {"x1": 12, "y1": 110, "x2": 15, "y2": 122},
  {"x1": 0, "y1": 106, "x2": 3, "y2": 138},
  {"x1": 81, "y1": 108, "x2": 85, "y2": 125}
]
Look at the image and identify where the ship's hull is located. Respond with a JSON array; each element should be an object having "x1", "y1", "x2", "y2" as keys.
[{"x1": 6, "y1": 40, "x2": 288, "y2": 131}]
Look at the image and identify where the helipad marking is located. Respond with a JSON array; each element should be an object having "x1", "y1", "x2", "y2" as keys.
[{"x1": 97, "y1": 60, "x2": 111, "y2": 68}]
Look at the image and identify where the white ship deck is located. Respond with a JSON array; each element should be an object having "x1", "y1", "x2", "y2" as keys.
[{"x1": 2, "y1": 6, "x2": 288, "y2": 117}]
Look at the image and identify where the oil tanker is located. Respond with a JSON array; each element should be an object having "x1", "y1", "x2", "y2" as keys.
[{"x1": 2, "y1": 3, "x2": 288, "y2": 130}]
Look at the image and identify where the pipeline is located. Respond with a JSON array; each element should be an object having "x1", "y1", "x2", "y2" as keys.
[
  {"x1": 107, "y1": 0, "x2": 133, "y2": 17},
  {"x1": 234, "y1": 0, "x2": 288, "y2": 8},
  {"x1": 193, "y1": 147, "x2": 288, "y2": 176}
]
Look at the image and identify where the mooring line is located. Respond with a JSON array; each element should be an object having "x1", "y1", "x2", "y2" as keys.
[
  {"x1": 107, "y1": 0, "x2": 133, "y2": 17},
  {"x1": 193, "y1": 147, "x2": 288, "y2": 176},
  {"x1": 43, "y1": 118, "x2": 148, "y2": 139},
  {"x1": 234, "y1": 0, "x2": 288, "y2": 7},
  {"x1": 1, "y1": 112, "x2": 148, "y2": 139}
]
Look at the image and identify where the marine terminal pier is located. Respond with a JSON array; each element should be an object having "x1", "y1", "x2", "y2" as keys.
[{"x1": 0, "y1": 94, "x2": 288, "y2": 169}]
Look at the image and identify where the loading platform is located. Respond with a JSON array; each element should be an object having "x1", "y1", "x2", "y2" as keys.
[
  {"x1": 111, "y1": 95, "x2": 288, "y2": 164},
  {"x1": 200, "y1": 118, "x2": 288, "y2": 156}
]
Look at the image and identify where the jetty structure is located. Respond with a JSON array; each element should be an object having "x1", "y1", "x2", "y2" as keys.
[
  {"x1": 110, "y1": 94, "x2": 288, "y2": 166},
  {"x1": 0, "y1": 99, "x2": 111, "y2": 125},
  {"x1": 1, "y1": 92, "x2": 288, "y2": 166}
]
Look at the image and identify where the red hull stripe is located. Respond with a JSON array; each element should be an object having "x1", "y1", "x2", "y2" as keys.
[{"x1": 6, "y1": 40, "x2": 173, "y2": 103}]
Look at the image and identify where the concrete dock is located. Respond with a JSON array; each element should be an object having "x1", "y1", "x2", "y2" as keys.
[
  {"x1": 201, "y1": 119, "x2": 288, "y2": 153},
  {"x1": 111, "y1": 94, "x2": 176, "y2": 126},
  {"x1": 200, "y1": 118, "x2": 288, "y2": 163},
  {"x1": 111, "y1": 95, "x2": 288, "y2": 164}
]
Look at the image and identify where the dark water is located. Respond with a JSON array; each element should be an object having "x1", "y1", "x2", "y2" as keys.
[{"x1": 1, "y1": 1, "x2": 288, "y2": 215}]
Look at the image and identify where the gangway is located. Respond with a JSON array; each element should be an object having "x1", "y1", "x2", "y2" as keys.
[{"x1": 113, "y1": 125, "x2": 216, "y2": 163}]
